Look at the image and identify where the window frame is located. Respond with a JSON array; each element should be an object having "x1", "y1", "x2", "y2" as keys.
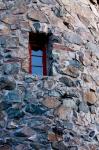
[{"x1": 29, "y1": 44, "x2": 47, "y2": 76}]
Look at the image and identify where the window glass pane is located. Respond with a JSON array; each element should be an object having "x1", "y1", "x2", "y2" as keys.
[
  {"x1": 32, "y1": 67, "x2": 43, "y2": 76},
  {"x1": 32, "y1": 50, "x2": 43, "y2": 56},
  {"x1": 32, "y1": 56, "x2": 43, "y2": 66}
]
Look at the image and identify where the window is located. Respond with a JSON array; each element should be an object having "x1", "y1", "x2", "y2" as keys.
[{"x1": 29, "y1": 32, "x2": 49, "y2": 76}]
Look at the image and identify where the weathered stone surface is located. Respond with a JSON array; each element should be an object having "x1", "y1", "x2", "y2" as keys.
[
  {"x1": 42, "y1": 96, "x2": 61, "y2": 108},
  {"x1": 28, "y1": 10, "x2": 48, "y2": 23},
  {"x1": 84, "y1": 91, "x2": 97, "y2": 104},
  {"x1": 4, "y1": 90, "x2": 22, "y2": 103},
  {"x1": 0, "y1": 145, "x2": 11, "y2": 150},
  {"x1": 62, "y1": 65, "x2": 80, "y2": 78},
  {"x1": 39, "y1": 0, "x2": 56, "y2": 5},
  {"x1": 54, "y1": 106, "x2": 72, "y2": 120},
  {"x1": 0, "y1": 2, "x2": 6, "y2": 10},
  {"x1": 59, "y1": 77, "x2": 76, "y2": 87},
  {"x1": 78, "y1": 102, "x2": 89, "y2": 113},
  {"x1": 3, "y1": 63, "x2": 20, "y2": 75},
  {"x1": 52, "y1": 141, "x2": 67, "y2": 150},
  {"x1": 63, "y1": 99, "x2": 77, "y2": 109},
  {"x1": 63, "y1": 31, "x2": 83, "y2": 45},
  {"x1": 0, "y1": 76, "x2": 16, "y2": 90},
  {"x1": 6, "y1": 107, "x2": 24, "y2": 119},
  {"x1": 14, "y1": 126, "x2": 36, "y2": 137}
]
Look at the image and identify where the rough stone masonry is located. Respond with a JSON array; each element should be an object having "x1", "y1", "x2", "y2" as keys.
[{"x1": 0, "y1": 0, "x2": 99, "y2": 149}]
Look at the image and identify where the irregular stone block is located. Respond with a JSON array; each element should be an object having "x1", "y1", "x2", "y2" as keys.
[
  {"x1": 28, "y1": 10, "x2": 48, "y2": 23},
  {"x1": 52, "y1": 141, "x2": 67, "y2": 150},
  {"x1": 0, "y1": 2, "x2": 6, "y2": 10},
  {"x1": 59, "y1": 77, "x2": 76, "y2": 87},
  {"x1": 25, "y1": 104, "x2": 48, "y2": 115},
  {"x1": 84, "y1": 91, "x2": 97, "y2": 104},
  {"x1": 14, "y1": 126, "x2": 36, "y2": 137},
  {"x1": 63, "y1": 99, "x2": 77, "y2": 109},
  {"x1": 0, "y1": 37, "x2": 6, "y2": 45},
  {"x1": 0, "y1": 76, "x2": 16, "y2": 90},
  {"x1": 42, "y1": 96, "x2": 61, "y2": 108},
  {"x1": 4, "y1": 90, "x2": 22, "y2": 103},
  {"x1": 85, "y1": 42, "x2": 99, "y2": 52},
  {"x1": 3, "y1": 63, "x2": 20, "y2": 75},
  {"x1": 0, "y1": 145, "x2": 11, "y2": 150},
  {"x1": 78, "y1": 102, "x2": 89, "y2": 113},
  {"x1": 61, "y1": 65, "x2": 79, "y2": 78},
  {"x1": 63, "y1": 31, "x2": 83, "y2": 45},
  {"x1": 54, "y1": 106, "x2": 72, "y2": 120},
  {"x1": 6, "y1": 108, "x2": 24, "y2": 119},
  {"x1": 39, "y1": 0, "x2": 56, "y2": 5}
]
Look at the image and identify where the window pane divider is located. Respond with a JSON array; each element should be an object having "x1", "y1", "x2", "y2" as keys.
[
  {"x1": 32, "y1": 65, "x2": 43, "y2": 67},
  {"x1": 32, "y1": 55, "x2": 42, "y2": 57}
]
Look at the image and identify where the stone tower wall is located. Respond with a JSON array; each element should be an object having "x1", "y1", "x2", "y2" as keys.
[{"x1": 0, "y1": 0, "x2": 99, "y2": 149}]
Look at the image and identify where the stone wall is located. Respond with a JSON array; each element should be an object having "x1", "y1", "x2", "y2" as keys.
[{"x1": 0, "y1": 0, "x2": 99, "y2": 149}]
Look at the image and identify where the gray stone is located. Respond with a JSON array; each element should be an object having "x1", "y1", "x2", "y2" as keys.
[
  {"x1": 64, "y1": 121, "x2": 73, "y2": 130},
  {"x1": 63, "y1": 99, "x2": 77, "y2": 109},
  {"x1": 63, "y1": 31, "x2": 83, "y2": 45},
  {"x1": 85, "y1": 42, "x2": 99, "y2": 53},
  {"x1": 33, "y1": 22, "x2": 40, "y2": 32},
  {"x1": 78, "y1": 102, "x2": 89, "y2": 113},
  {"x1": 4, "y1": 90, "x2": 22, "y2": 103},
  {"x1": 39, "y1": 0, "x2": 56, "y2": 5},
  {"x1": 59, "y1": 77, "x2": 76, "y2": 87},
  {"x1": 3, "y1": 63, "x2": 20, "y2": 75},
  {"x1": 67, "y1": 146, "x2": 78, "y2": 150},
  {"x1": 0, "y1": 37, "x2": 6, "y2": 46},
  {"x1": 0, "y1": 76, "x2": 16, "y2": 90},
  {"x1": 52, "y1": 141, "x2": 67, "y2": 150}
]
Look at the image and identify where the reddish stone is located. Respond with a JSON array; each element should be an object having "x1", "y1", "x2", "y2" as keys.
[{"x1": 53, "y1": 43, "x2": 74, "y2": 52}]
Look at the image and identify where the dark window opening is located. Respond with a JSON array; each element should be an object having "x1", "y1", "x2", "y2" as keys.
[{"x1": 29, "y1": 32, "x2": 50, "y2": 76}]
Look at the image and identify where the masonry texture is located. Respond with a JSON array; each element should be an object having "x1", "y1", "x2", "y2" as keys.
[{"x1": 0, "y1": 0, "x2": 99, "y2": 149}]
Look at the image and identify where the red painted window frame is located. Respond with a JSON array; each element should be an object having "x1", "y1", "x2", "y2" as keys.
[{"x1": 29, "y1": 44, "x2": 47, "y2": 76}]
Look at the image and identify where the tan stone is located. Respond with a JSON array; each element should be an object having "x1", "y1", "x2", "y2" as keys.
[
  {"x1": 62, "y1": 66, "x2": 79, "y2": 78},
  {"x1": 54, "y1": 106, "x2": 72, "y2": 120},
  {"x1": 42, "y1": 97, "x2": 61, "y2": 108},
  {"x1": 1, "y1": 15, "x2": 19, "y2": 25},
  {"x1": 48, "y1": 132, "x2": 62, "y2": 142},
  {"x1": 81, "y1": 73, "x2": 92, "y2": 82},
  {"x1": 28, "y1": 10, "x2": 48, "y2": 23},
  {"x1": 84, "y1": 91, "x2": 97, "y2": 104}
]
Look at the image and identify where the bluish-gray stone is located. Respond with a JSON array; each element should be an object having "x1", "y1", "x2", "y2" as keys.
[
  {"x1": 59, "y1": 77, "x2": 76, "y2": 87},
  {"x1": 0, "y1": 37, "x2": 6, "y2": 46},
  {"x1": 0, "y1": 76, "x2": 16, "y2": 90},
  {"x1": 6, "y1": 108, "x2": 24, "y2": 119},
  {"x1": 4, "y1": 90, "x2": 22, "y2": 103},
  {"x1": 78, "y1": 102, "x2": 89, "y2": 113},
  {"x1": 25, "y1": 104, "x2": 48, "y2": 115},
  {"x1": 3, "y1": 63, "x2": 20, "y2": 75}
]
